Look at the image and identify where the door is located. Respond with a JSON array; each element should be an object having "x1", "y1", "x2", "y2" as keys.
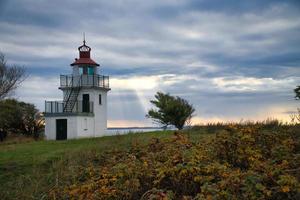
[
  {"x1": 82, "y1": 94, "x2": 90, "y2": 112},
  {"x1": 56, "y1": 119, "x2": 67, "y2": 140}
]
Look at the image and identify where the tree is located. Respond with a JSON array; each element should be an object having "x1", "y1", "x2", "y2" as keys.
[
  {"x1": 291, "y1": 86, "x2": 300, "y2": 123},
  {"x1": 0, "y1": 99, "x2": 44, "y2": 140},
  {"x1": 0, "y1": 99, "x2": 23, "y2": 133},
  {"x1": 18, "y1": 101, "x2": 44, "y2": 138},
  {"x1": 295, "y1": 86, "x2": 300, "y2": 100},
  {"x1": 0, "y1": 52, "x2": 26, "y2": 99},
  {"x1": 146, "y1": 92, "x2": 195, "y2": 130}
]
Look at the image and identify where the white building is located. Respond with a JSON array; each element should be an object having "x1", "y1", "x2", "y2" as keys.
[{"x1": 44, "y1": 40, "x2": 110, "y2": 140}]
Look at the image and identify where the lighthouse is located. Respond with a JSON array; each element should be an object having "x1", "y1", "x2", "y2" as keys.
[{"x1": 44, "y1": 39, "x2": 110, "y2": 140}]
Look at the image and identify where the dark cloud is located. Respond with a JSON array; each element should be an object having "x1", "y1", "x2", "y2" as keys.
[
  {"x1": 187, "y1": 0, "x2": 300, "y2": 13},
  {"x1": 1, "y1": 0, "x2": 299, "y2": 124}
]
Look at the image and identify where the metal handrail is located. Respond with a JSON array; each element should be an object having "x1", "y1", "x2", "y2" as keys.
[
  {"x1": 63, "y1": 76, "x2": 82, "y2": 112},
  {"x1": 45, "y1": 101, "x2": 94, "y2": 114},
  {"x1": 60, "y1": 74, "x2": 109, "y2": 88}
]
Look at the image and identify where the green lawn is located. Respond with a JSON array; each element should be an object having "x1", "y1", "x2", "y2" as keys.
[
  {"x1": 0, "y1": 131, "x2": 172, "y2": 167},
  {"x1": 0, "y1": 130, "x2": 211, "y2": 168}
]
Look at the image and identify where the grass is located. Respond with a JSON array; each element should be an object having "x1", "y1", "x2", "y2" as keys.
[
  {"x1": 0, "y1": 130, "x2": 195, "y2": 199},
  {"x1": 1, "y1": 122, "x2": 297, "y2": 199},
  {"x1": 0, "y1": 131, "x2": 173, "y2": 166},
  {"x1": 0, "y1": 130, "x2": 211, "y2": 168}
]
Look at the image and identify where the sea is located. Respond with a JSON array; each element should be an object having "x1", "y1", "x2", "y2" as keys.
[{"x1": 107, "y1": 127, "x2": 174, "y2": 135}]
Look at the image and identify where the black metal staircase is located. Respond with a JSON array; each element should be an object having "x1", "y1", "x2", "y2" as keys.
[{"x1": 63, "y1": 76, "x2": 81, "y2": 112}]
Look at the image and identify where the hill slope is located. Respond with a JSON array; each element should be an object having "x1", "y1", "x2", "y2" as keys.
[{"x1": 0, "y1": 125, "x2": 299, "y2": 199}]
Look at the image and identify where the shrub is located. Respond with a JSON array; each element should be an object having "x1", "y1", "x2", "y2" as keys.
[{"x1": 49, "y1": 125, "x2": 300, "y2": 199}]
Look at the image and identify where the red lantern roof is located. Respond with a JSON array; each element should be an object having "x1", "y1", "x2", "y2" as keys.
[{"x1": 71, "y1": 40, "x2": 99, "y2": 66}]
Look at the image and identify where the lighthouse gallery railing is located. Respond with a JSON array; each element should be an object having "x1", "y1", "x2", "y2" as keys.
[
  {"x1": 60, "y1": 74, "x2": 109, "y2": 88},
  {"x1": 45, "y1": 101, "x2": 94, "y2": 114}
]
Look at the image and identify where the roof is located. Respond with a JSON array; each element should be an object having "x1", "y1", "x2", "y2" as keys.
[
  {"x1": 70, "y1": 40, "x2": 100, "y2": 66},
  {"x1": 71, "y1": 58, "x2": 99, "y2": 66}
]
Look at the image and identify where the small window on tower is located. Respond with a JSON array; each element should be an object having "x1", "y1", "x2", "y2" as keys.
[
  {"x1": 79, "y1": 68, "x2": 83, "y2": 74},
  {"x1": 88, "y1": 67, "x2": 94, "y2": 75},
  {"x1": 99, "y1": 94, "x2": 102, "y2": 105}
]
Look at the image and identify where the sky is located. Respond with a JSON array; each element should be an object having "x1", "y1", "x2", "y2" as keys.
[{"x1": 0, "y1": 0, "x2": 300, "y2": 127}]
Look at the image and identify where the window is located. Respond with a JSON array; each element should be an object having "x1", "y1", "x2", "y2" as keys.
[
  {"x1": 99, "y1": 94, "x2": 102, "y2": 105},
  {"x1": 88, "y1": 67, "x2": 94, "y2": 75}
]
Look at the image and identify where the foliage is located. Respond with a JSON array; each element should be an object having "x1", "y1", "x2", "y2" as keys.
[
  {"x1": 147, "y1": 92, "x2": 195, "y2": 130},
  {"x1": 0, "y1": 130, "x2": 174, "y2": 199},
  {"x1": 0, "y1": 52, "x2": 26, "y2": 99},
  {"x1": 0, "y1": 124, "x2": 298, "y2": 199},
  {"x1": 290, "y1": 108, "x2": 300, "y2": 124},
  {"x1": 0, "y1": 99, "x2": 44, "y2": 138},
  {"x1": 295, "y1": 86, "x2": 300, "y2": 100},
  {"x1": 291, "y1": 86, "x2": 300, "y2": 124},
  {"x1": 47, "y1": 124, "x2": 300, "y2": 200}
]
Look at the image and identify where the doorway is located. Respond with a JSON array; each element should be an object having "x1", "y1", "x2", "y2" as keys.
[
  {"x1": 56, "y1": 119, "x2": 67, "y2": 140},
  {"x1": 82, "y1": 94, "x2": 90, "y2": 112}
]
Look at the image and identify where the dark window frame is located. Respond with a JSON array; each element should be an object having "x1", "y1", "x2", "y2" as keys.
[{"x1": 99, "y1": 94, "x2": 102, "y2": 105}]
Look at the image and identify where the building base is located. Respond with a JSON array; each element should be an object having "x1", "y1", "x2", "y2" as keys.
[{"x1": 45, "y1": 115, "x2": 106, "y2": 140}]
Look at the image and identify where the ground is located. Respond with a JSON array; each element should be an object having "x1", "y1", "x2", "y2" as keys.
[
  {"x1": 0, "y1": 131, "x2": 185, "y2": 199},
  {"x1": 0, "y1": 124, "x2": 299, "y2": 199}
]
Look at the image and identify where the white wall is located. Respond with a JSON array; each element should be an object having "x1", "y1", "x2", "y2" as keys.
[
  {"x1": 45, "y1": 117, "x2": 56, "y2": 140},
  {"x1": 45, "y1": 116, "x2": 77, "y2": 140},
  {"x1": 45, "y1": 116, "x2": 85, "y2": 140},
  {"x1": 46, "y1": 87, "x2": 109, "y2": 140},
  {"x1": 77, "y1": 116, "x2": 95, "y2": 138},
  {"x1": 77, "y1": 88, "x2": 108, "y2": 137},
  {"x1": 68, "y1": 117, "x2": 78, "y2": 139}
]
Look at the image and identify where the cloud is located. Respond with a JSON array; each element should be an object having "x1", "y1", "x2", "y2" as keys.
[
  {"x1": 212, "y1": 76, "x2": 299, "y2": 92},
  {"x1": 17, "y1": 73, "x2": 298, "y2": 126},
  {"x1": 15, "y1": 75, "x2": 61, "y2": 109},
  {"x1": 111, "y1": 76, "x2": 159, "y2": 90},
  {"x1": 1, "y1": 0, "x2": 300, "y2": 126}
]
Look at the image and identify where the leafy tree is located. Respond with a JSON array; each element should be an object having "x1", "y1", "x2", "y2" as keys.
[
  {"x1": 295, "y1": 86, "x2": 300, "y2": 100},
  {"x1": 18, "y1": 101, "x2": 44, "y2": 138},
  {"x1": 291, "y1": 86, "x2": 300, "y2": 123},
  {"x1": 0, "y1": 99, "x2": 23, "y2": 132},
  {"x1": 146, "y1": 92, "x2": 195, "y2": 130},
  {"x1": 0, "y1": 99, "x2": 44, "y2": 139},
  {"x1": 0, "y1": 52, "x2": 26, "y2": 99}
]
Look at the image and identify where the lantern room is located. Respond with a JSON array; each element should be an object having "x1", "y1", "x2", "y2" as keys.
[{"x1": 71, "y1": 39, "x2": 99, "y2": 76}]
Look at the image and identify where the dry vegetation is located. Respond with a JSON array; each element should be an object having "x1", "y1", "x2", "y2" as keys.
[{"x1": 0, "y1": 122, "x2": 299, "y2": 199}]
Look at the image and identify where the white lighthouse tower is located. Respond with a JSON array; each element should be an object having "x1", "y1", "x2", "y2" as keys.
[{"x1": 44, "y1": 39, "x2": 110, "y2": 140}]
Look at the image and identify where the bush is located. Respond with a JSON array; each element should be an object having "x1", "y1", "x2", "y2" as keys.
[{"x1": 49, "y1": 125, "x2": 300, "y2": 199}]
